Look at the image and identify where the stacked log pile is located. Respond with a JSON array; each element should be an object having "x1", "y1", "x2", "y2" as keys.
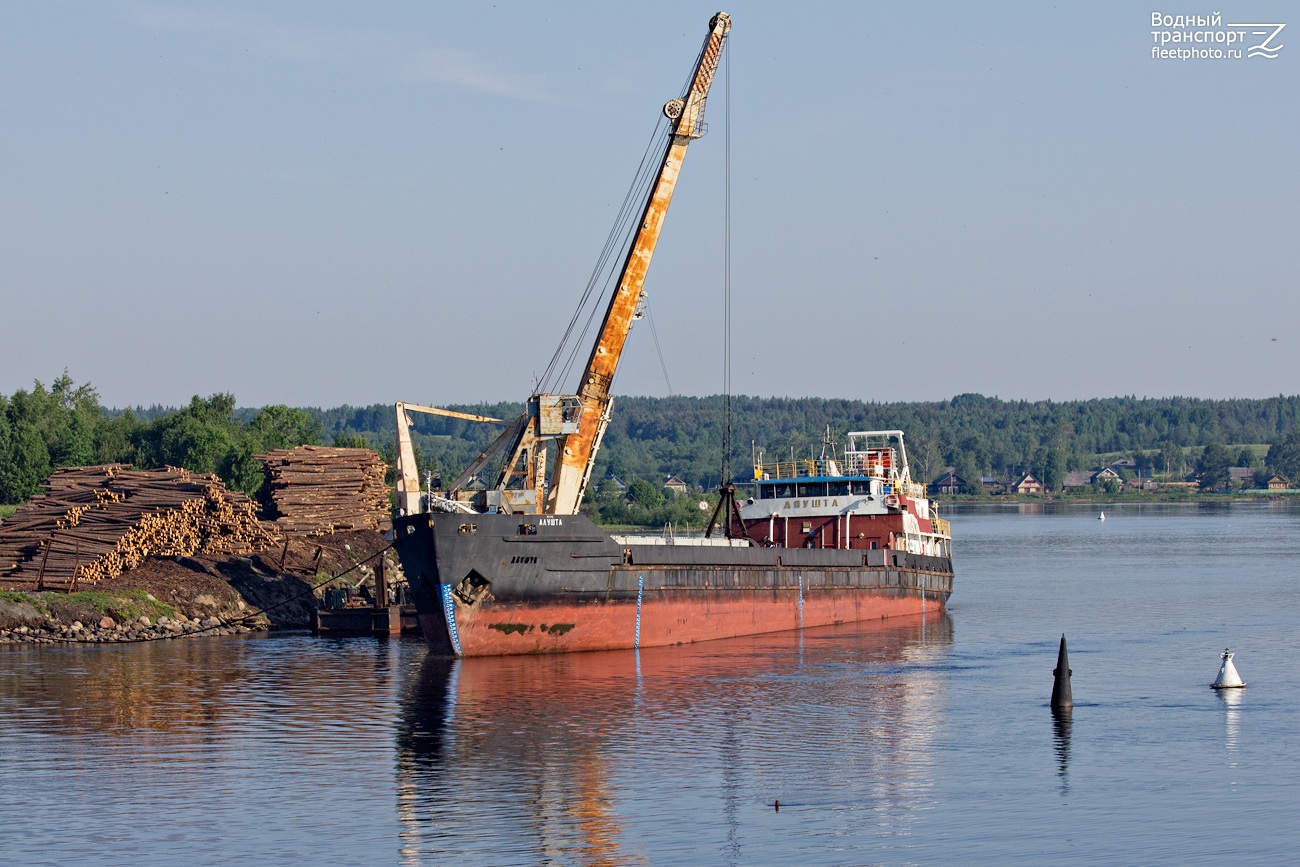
[
  {"x1": 0, "y1": 465, "x2": 277, "y2": 591},
  {"x1": 257, "y1": 446, "x2": 391, "y2": 536}
]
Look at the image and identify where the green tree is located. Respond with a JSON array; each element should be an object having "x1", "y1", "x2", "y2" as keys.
[
  {"x1": 627, "y1": 478, "x2": 665, "y2": 509},
  {"x1": 0, "y1": 374, "x2": 104, "y2": 503},
  {"x1": 131, "y1": 394, "x2": 258, "y2": 491},
  {"x1": 47, "y1": 373, "x2": 101, "y2": 466},
  {"x1": 1158, "y1": 440, "x2": 1184, "y2": 478},
  {"x1": 0, "y1": 421, "x2": 51, "y2": 504},
  {"x1": 1195, "y1": 443, "x2": 1232, "y2": 491},
  {"x1": 95, "y1": 410, "x2": 140, "y2": 464},
  {"x1": 154, "y1": 396, "x2": 240, "y2": 473},
  {"x1": 955, "y1": 454, "x2": 981, "y2": 495},
  {"x1": 1040, "y1": 449, "x2": 1064, "y2": 492},
  {"x1": 1267, "y1": 425, "x2": 1300, "y2": 482},
  {"x1": 248, "y1": 405, "x2": 322, "y2": 452},
  {"x1": 334, "y1": 432, "x2": 374, "y2": 450}
]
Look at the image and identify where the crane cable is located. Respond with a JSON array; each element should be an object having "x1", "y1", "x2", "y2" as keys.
[
  {"x1": 538, "y1": 44, "x2": 709, "y2": 396},
  {"x1": 538, "y1": 117, "x2": 670, "y2": 393},
  {"x1": 721, "y1": 40, "x2": 733, "y2": 486},
  {"x1": 645, "y1": 305, "x2": 674, "y2": 395}
]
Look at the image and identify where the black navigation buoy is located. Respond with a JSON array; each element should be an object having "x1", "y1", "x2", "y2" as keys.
[
  {"x1": 774, "y1": 799, "x2": 780, "y2": 812},
  {"x1": 1051, "y1": 634, "x2": 1073, "y2": 709}
]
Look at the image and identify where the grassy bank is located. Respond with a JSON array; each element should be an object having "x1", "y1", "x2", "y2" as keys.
[{"x1": 0, "y1": 588, "x2": 177, "y2": 628}]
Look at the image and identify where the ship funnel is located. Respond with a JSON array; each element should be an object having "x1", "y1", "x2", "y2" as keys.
[{"x1": 1212, "y1": 648, "x2": 1246, "y2": 689}]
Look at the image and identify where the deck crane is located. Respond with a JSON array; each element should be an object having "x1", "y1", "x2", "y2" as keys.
[{"x1": 395, "y1": 12, "x2": 731, "y2": 516}]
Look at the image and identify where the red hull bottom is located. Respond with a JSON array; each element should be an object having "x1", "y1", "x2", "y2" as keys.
[{"x1": 419, "y1": 588, "x2": 945, "y2": 656}]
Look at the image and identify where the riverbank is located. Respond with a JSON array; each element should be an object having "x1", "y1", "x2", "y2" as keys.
[
  {"x1": 0, "y1": 529, "x2": 394, "y2": 645},
  {"x1": 935, "y1": 490, "x2": 1297, "y2": 507}
]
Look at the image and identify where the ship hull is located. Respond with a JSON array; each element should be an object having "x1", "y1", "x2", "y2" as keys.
[{"x1": 394, "y1": 512, "x2": 953, "y2": 657}]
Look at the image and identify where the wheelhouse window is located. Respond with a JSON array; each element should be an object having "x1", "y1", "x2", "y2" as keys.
[
  {"x1": 796, "y1": 482, "x2": 827, "y2": 497},
  {"x1": 850, "y1": 480, "x2": 872, "y2": 495},
  {"x1": 758, "y1": 484, "x2": 776, "y2": 500},
  {"x1": 774, "y1": 483, "x2": 796, "y2": 498},
  {"x1": 827, "y1": 481, "x2": 850, "y2": 496}
]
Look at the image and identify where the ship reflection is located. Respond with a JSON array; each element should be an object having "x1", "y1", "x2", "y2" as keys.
[{"x1": 395, "y1": 614, "x2": 953, "y2": 865}]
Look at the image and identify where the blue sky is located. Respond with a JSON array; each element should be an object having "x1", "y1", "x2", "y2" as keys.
[{"x1": 2, "y1": 1, "x2": 1296, "y2": 408}]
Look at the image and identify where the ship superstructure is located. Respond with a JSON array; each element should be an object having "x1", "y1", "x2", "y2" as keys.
[{"x1": 739, "y1": 431, "x2": 951, "y2": 558}]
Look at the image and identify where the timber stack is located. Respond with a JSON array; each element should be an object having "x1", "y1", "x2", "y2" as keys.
[
  {"x1": 257, "y1": 445, "x2": 390, "y2": 536},
  {"x1": 0, "y1": 465, "x2": 276, "y2": 592}
]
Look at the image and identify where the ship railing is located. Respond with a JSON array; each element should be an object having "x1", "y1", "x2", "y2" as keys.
[
  {"x1": 753, "y1": 459, "x2": 841, "y2": 480},
  {"x1": 754, "y1": 458, "x2": 895, "y2": 480},
  {"x1": 931, "y1": 517, "x2": 951, "y2": 538}
]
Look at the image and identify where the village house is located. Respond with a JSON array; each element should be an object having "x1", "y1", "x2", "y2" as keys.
[
  {"x1": 1011, "y1": 473, "x2": 1044, "y2": 494},
  {"x1": 1061, "y1": 470, "x2": 1092, "y2": 491},
  {"x1": 1093, "y1": 467, "x2": 1122, "y2": 485},
  {"x1": 929, "y1": 469, "x2": 969, "y2": 496},
  {"x1": 1228, "y1": 467, "x2": 1255, "y2": 489},
  {"x1": 1062, "y1": 467, "x2": 1123, "y2": 491},
  {"x1": 1266, "y1": 473, "x2": 1289, "y2": 491},
  {"x1": 663, "y1": 476, "x2": 689, "y2": 496}
]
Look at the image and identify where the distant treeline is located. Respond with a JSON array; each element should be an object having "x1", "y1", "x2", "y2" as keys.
[
  {"x1": 308, "y1": 392, "x2": 1300, "y2": 492},
  {"x1": 5, "y1": 375, "x2": 1300, "y2": 505},
  {"x1": 0, "y1": 376, "x2": 322, "y2": 504}
]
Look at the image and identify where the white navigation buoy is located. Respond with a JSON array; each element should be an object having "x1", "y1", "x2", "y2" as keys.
[
  {"x1": 1212, "y1": 648, "x2": 1246, "y2": 689},
  {"x1": 1098, "y1": 511, "x2": 1106, "y2": 521}
]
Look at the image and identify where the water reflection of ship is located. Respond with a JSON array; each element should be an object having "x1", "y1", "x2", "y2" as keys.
[{"x1": 395, "y1": 615, "x2": 953, "y2": 865}]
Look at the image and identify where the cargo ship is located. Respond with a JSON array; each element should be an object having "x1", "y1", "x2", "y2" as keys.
[
  {"x1": 393, "y1": 430, "x2": 952, "y2": 656},
  {"x1": 390, "y1": 13, "x2": 954, "y2": 656}
]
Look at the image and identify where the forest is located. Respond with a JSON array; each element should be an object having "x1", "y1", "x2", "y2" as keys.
[
  {"x1": 316, "y1": 392, "x2": 1300, "y2": 495},
  {"x1": 5, "y1": 374, "x2": 1300, "y2": 508}
]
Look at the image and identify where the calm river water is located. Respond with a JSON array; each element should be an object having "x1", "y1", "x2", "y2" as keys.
[{"x1": 3, "y1": 502, "x2": 1299, "y2": 865}]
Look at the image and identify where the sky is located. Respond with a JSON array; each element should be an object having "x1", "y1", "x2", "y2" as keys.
[{"x1": 2, "y1": 1, "x2": 1296, "y2": 409}]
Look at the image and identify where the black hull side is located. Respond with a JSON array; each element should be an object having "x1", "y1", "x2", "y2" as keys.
[{"x1": 393, "y1": 511, "x2": 954, "y2": 656}]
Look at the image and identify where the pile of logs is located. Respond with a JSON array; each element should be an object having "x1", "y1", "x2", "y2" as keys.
[
  {"x1": 0, "y1": 465, "x2": 277, "y2": 591},
  {"x1": 257, "y1": 446, "x2": 390, "y2": 536}
]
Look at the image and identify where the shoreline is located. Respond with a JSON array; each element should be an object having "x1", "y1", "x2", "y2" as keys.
[{"x1": 0, "y1": 529, "x2": 394, "y2": 647}]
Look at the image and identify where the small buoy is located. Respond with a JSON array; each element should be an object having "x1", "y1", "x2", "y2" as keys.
[
  {"x1": 1098, "y1": 511, "x2": 1105, "y2": 521},
  {"x1": 1212, "y1": 648, "x2": 1246, "y2": 689},
  {"x1": 774, "y1": 799, "x2": 780, "y2": 812}
]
